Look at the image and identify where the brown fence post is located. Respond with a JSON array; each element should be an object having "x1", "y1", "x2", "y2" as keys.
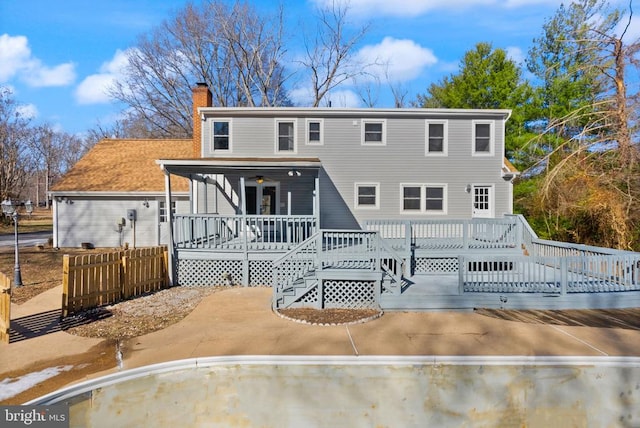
[
  {"x1": 121, "y1": 251, "x2": 129, "y2": 300},
  {"x1": 62, "y1": 255, "x2": 70, "y2": 317},
  {"x1": 0, "y1": 273, "x2": 11, "y2": 344},
  {"x1": 163, "y1": 247, "x2": 169, "y2": 287}
]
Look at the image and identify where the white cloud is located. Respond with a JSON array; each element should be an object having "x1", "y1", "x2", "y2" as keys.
[
  {"x1": 75, "y1": 49, "x2": 130, "y2": 105},
  {"x1": 505, "y1": 46, "x2": 525, "y2": 65},
  {"x1": 16, "y1": 103, "x2": 38, "y2": 120},
  {"x1": 0, "y1": 34, "x2": 30, "y2": 81},
  {"x1": 0, "y1": 34, "x2": 75, "y2": 87},
  {"x1": 323, "y1": 89, "x2": 361, "y2": 107},
  {"x1": 288, "y1": 86, "x2": 314, "y2": 106},
  {"x1": 287, "y1": 86, "x2": 361, "y2": 107},
  {"x1": 23, "y1": 63, "x2": 76, "y2": 87},
  {"x1": 356, "y1": 37, "x2": 437, "y2": 82}
]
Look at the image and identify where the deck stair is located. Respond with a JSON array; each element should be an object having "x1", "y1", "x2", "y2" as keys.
[{"x1": 273, "y1": 230, "x2": 406, "y2": 309}]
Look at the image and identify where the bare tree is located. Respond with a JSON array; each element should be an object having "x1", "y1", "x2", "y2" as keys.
[
  {"x1": 524, "y1": 0, "x2": 640, "y2": 249},
  {"x1": 299, "y1": 0, "x2": 372, "y2": 107},
  {"x1": 353, "y1": 74, "x2": 380, "y2": 107},
  {"x1": 109, "y1": 0, "x2": 289, "y2": 138},
  {"x1": 26, "y1": 124, "x2": 89, "y2": 207},
  {"x1": 0, "y1": 87, "x2": 34, "y2": 203}
]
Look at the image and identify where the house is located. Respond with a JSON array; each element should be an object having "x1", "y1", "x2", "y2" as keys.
[
  {"x1": 156, "y1": 85, "x2": 524, "y2": 301},
  {"x1": 50, "y1": 139, "x2": 192, "y2": 248},
  {"x1": 54, "y1": 84, "x2": 640, "y2": 311}
]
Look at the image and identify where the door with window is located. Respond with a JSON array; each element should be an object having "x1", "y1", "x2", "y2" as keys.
[
  {"x1": 245, "y1": 184, "x2": 279, "y2": 215},
  {"x1": 472, "y1": 185, "x2": 493, "y2": 218}
]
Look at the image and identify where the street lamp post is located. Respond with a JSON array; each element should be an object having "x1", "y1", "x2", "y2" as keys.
[{"x1": 1, "y1": 199, "x2": 32, "y2": 287}]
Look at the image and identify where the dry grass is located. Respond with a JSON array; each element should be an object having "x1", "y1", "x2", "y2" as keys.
[
  {"x1": 0, "y1": 208, "x2": 53, "y2": 235},
  {"x1": 0, "y1": 246, "x2": 112, "y2": 304}
]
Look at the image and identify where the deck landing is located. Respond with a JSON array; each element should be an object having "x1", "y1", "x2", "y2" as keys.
[{"x1": 475, "y1": 307, "x2": 640, "y2": 331}]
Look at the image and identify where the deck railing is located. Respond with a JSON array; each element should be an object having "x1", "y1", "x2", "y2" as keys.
[
  {"x1": 364, "y1": 218, "x2": 520, "y2": 252},
  {"x1": 272, "y1": 231, "x2": 320, "y2": 306},
  {"x1": 273, "y1": 230, "x2": 406, "y2": 306},
  {"x1": 174, "y1": 214, "x2": 317, "y2": 251},
  {"x1": 460, "y1": 253, "x2": 640, "y2": 294}
]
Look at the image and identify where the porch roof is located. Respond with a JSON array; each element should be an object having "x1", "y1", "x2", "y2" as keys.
[{"x1": 157, "y1": 157, "x2": 322, "y2": 176}]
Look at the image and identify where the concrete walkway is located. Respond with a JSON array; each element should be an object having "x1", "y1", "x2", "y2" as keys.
[{"x1": 2, "y1": 286, "x2": 640, "y2": 402}]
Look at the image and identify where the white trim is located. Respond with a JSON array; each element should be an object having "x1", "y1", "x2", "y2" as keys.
[
  {"x1": 354, "y1": 182, "x2": 380, "y2": 210},
  {"x1": 210, "y1": 118, "x2": 233, "y2": 153},
  {"x1": 471, "y1": 120, "x2": 495, "y2": 156},
  {"x1": 275, "y1": 118, "x2": 297, "y2": 153},
  {"x1": 399, "y1": 183, "x2": 448, "y2": 215},
  {"x1": 425, "y1": 120, "x2": 448, "y2": 156},
  {"x1": 471, "y1": 184, "x2": 494, "y2": 218},
  {"x1": 306, "y1": 118, "x2": 324, "y2": 145},
  {"x1": 361, "y1": 119, "x2": 387, "y2": 146},
  {"x1": 244, "y1": 182, "x2": 281, "y2": 215}
]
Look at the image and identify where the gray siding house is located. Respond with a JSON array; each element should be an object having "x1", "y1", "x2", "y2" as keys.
[
  {"x1": 156, "y1": 85, "x2": 527, "y2": 305},
  {"x1": 54, "y1": 84, "x2": 640, "y2": 311},
  {"x1": 162, "y1": 84, "x2": 516, "y2": 228},
  {"x1": 50, "y1": 139, "x2": 191, "y2": 249}
]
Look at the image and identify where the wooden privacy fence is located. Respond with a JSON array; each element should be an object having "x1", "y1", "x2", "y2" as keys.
[
  {"x1": 0, "y1": 271, "x2": 10, "y2": 344},
  {"x1": 62, "y1": 247, "x2": 169, "y2": 317}
]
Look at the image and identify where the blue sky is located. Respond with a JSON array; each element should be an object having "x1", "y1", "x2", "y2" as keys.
[{"x1": 1, "y1": 0, "x2": 637, "y2": 135}]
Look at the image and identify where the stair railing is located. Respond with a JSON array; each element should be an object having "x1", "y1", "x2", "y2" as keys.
[{"x1": 272, "y1": 231, "x2": 321, "y2": 307}]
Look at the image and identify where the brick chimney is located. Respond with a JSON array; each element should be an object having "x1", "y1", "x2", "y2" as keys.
[{"x1": 192, "y1": 82, "x2": 212, "y2": 158}]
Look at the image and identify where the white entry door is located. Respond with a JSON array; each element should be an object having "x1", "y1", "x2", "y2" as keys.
[{"x1": 472, "y1": 185, "x2": 494, "y2": 218}]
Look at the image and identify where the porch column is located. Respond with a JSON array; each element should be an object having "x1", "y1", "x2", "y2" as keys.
[
  {"x1": 164, "y1": 168, "x2": 176, "y2": 286},
  {"x1": 240, "y1": 176, "x2": 249, "y2": 286},
  {"x1": 314, "y1": 176, "x2": 320, "y2": 230},
  {"x1": 190, "y1": 175, "x2": 197, "y2": 213}
]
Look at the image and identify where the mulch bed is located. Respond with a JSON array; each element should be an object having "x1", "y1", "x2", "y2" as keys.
[{"x1": 276, "y1": 307, "x2": 382, "y2": 325}]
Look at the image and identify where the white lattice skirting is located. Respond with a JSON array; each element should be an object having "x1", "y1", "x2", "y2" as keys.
[
  {"x1": 323, "y1": 280, "x2": 377, "y2": 309},
  {"x1": 414, "y1": 257, "x2": 458, "y2": 274}
]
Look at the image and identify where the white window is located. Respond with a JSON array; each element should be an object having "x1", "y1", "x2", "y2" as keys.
[
  {"x1": 400, "y1": 184, "x2": 447, "y2": 214},
  {"x1": 355, "y1": 183, "x2": 380, "y2": 209},
  {"x1": 276, "y1": 119, "x2": 296, "y2": 152},
  {"x1": 361, "y1": 119, "x2": 386, "y2": 145},
  {"x1": 159, "y1": 200, "x2": 176, "y2": 223},
  {"x1": 425, "y1": 120, "x2": 448, "y2": 156},
  {"x1": 472, "y1": 120, "x2": 494, "y2": 156},
  {"x1": 306, "y1": 119, "x2": 323, "y2": 145},
  {"x1": 211, "y1": 119, "x2": 231, "y2": 152}
]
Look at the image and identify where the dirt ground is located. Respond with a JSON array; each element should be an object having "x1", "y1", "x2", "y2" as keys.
[{"x1": 1, "y1": 245, "x2": 383, "y2": 341}]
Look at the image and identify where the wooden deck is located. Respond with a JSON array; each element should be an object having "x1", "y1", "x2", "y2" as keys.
[
  {"x1": 475, "y1": 307, "x2": 640, "y2": 331},
  {"x1": 380, "y1": 273, "x2": 640, "y2": 311}
]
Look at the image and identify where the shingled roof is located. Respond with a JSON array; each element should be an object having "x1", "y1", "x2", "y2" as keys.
[{"x1": 51, "y1": 139, "x2": 192, "y2": 193}]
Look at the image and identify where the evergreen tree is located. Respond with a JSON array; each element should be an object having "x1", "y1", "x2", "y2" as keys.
[{"x1": 416, "y1": 42, "x2": 535, "y2": 162}]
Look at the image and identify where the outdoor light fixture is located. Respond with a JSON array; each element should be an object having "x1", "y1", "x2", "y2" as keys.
[
  {"x1": 1, "y1": 199, "x2": 30, "y2": 287},
  {"x1": 142, "y1": 199, "x2": 150, "y2": 208},
  {"x1": 465, "y1": 184, "x2": 472, "y2": 193},
  {"x1": 288, "y1": 170, "x2": 302, "y2": 177},
  {"x1": 256, "y1": 176, "x2": 264, "y2": 184}
]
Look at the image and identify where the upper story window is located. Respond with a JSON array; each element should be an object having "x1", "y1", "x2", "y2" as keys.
[
  {"x1": 306, "y1": 119, "x2": 323, "y2": 145},
  {"x1": 355, "y1": 183, "x2": 379, "y2": 209},
  {"x1": 425, "y1": 120, "x2": 448, "y2": 156},
  {"x1": 276, "y1": 119, "x2": 296, "y2": 152},
  {"x1": 362, "y1": 120, "x2": 386, "y2": 145},
  {"x1": 400, "y1": 184, "x2": 447, "y2": 214},
  {"x1": 472, "y1": 120, "x2": 494, "y2": 156},
  {"x1": 212, "y1": 120, "x2": 231, "y2": 151}
]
